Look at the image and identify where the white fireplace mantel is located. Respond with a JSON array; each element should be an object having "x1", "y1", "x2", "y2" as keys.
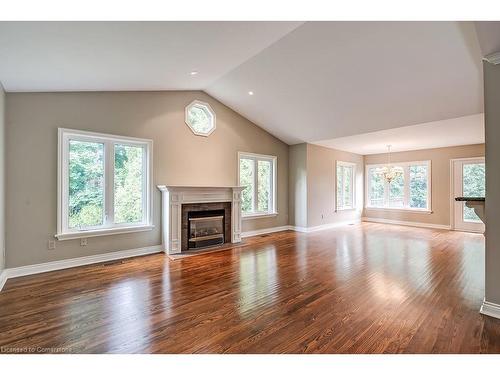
[{"x1": 157, "y1": 185, "x2": 245, "y2": 254}]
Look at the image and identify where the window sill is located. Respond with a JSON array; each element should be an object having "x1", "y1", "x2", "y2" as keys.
[
  {"x1": 242, "y1": 212, "x2": 279, "y2": 220},
  {"x1": 55, "y1": 224, "x2": 155, "y2": 241},
  {"x1": 337, "y1": 207, "x2": 357, "y2": 212},
  {"x1": 365, "y1": 207, "x2": 432, "y2": 214}
]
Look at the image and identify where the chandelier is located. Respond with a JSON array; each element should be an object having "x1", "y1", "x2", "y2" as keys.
[{"x1": 380, "y1": 145, "x2": 402, "y2": 184}]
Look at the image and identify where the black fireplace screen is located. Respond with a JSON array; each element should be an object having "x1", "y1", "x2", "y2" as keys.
[{"x1": 187, "y1": 209, "x2": 225, "y2": 249}]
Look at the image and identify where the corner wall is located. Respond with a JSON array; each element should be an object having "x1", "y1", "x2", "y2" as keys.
[
  {"x1": 288, "y1": 143, "x2": 364, "y2": 229},
  {"x1": 484, "y1": 61, "x2": 500, "y2": 306},
  {"x1": 288, "y1": 144, "x2": 307, "y2": 228},
  {"x1": 306, "y1": 144, "x2": 363, "y2": 227},
  {"x1": 0, "y1": 83, "x2": 4, "y2": 275}
]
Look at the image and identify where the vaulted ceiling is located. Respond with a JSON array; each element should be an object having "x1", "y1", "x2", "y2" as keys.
[
  {"x1": 1, "y1": 21, "x2": 498, "y2": 151},
  {"x1": 207, "y1": 21, "x2": 485, "y2": 145},
  {"x1": 0, "y1": 22, "x2": 302, "y2": 91}
]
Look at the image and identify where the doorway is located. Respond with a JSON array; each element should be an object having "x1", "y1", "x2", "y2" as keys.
[{"x1": 451, "y1": 157, "x2": 485, "y2": 232}]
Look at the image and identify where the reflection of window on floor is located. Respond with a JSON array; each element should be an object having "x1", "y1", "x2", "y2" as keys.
[
  {"x1": 238, "y1": 250, "x2": 277, "y2": 316},
  {"x1": 462, "y1": 163, "x2": 485, "y2": 222}
]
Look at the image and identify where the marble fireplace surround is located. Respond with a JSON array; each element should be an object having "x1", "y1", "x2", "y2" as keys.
[{"x1": 157, "y1": 186, "x2": 245, "y2": 254}]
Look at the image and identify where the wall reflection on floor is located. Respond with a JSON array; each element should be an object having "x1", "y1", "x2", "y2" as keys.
[{"x1": 238, "y1": 246, "x2": 278, "y2": 316}]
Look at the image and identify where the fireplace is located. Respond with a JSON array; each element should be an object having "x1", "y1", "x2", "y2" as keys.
[
  {"x1": 181, "y1": 202, "x2": 232, "y2": 251},
  {"x1": 188, "y1": 210, "x2": 225, "y2": 249},
  {"x1": 157, "y1": 186, "x2": 244, "y2": 255}
]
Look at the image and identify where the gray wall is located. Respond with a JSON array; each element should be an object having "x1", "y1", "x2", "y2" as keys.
[
  {"x1": 4, "y1": 89, "x2": 489, "y2": 272},
  {"x1": 484, "y1": 61, "x2": 500, "y2": 305},
  {"x1": 0, "y1": 83, "x2": 4, "y2": 273},
  {"x1": 288, "y1": 143, "x2": 363, "y2": 228},
  {"x1": 306, "y1": 144, "x2": 363, "y2": 227},
  {"x1": 288, "y1": 144, "x2": 307, "y2": 227},
  {"x1": 5, "y1": 91, "x2": 289, "y2": 268}
]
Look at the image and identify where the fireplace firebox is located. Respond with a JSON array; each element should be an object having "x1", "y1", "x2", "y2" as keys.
[
  {"x1": 180, "y1": 201, "x2": 232, "y2": 252},
  {"x1": 188, "y1": 209, "x2": 225, "y2": 249}
]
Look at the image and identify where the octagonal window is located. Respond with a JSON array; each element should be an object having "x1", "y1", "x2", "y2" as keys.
[{"x1": 185, "y1": 100, "x2": 216, "y2": 136}]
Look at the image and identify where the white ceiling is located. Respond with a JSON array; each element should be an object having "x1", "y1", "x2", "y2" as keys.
[
  {"x1": 207, "y1": 22, "x2": 484, "y2": 144},
  {"x1": 0, "y1": 21, "x2": 497, "y2": 151},
  {"x1": 474, "y1": 21, "x2": 500, "y2": 56},
  {"x1": 313, "y1": 113, "x2": 484, "y2": 155},
  {"x1": 0, "y1": 22, "x2": 302, "y2": 91}
]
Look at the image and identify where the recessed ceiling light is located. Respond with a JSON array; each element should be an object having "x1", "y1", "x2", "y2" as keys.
[
  {"x1": 190, "y1": 71, "x2": 198, "y2": 76},
  {"x1": 248, "y1": 91, "x2": 254, "y2": 96}
]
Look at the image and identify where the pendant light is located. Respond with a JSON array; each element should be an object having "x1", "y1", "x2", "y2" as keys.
[{"x1": 380, "y1": 145, "x2": 402, "y2": 184}]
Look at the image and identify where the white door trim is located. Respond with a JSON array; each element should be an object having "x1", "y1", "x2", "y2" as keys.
[{"x1": 450, "y1": 157, "x2": 485, "y2": 233}]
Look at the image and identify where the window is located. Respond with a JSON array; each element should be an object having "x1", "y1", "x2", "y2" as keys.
[
  {"x1": 57, "y1": 129, "x2": 153, "y2": 240},
  {"x1": 336, "y1": 161, "x2": 355, "y2": 210},
  {"x1": 185, "y1": 100, "x2": 216, "y2": 136},
  {"x1": 238, "y1": 152, "x2": 277, "y2": 218},
  {"x1": 462, "y1": 162, "x2": 485, "y2": 222},
  {"x1": 366, "y1": 161, "x2": 431, "y2": 211}
]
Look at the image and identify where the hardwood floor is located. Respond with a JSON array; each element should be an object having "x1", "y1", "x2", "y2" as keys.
[{"x1": 1, "y1": 222, "x2": 500, "y2": 353}]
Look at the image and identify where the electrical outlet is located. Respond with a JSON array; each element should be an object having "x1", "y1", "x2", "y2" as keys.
[
  {"x1": 48, "y1": 240, "x2": 56, "y2": 250},
  {"x1": 80, "y1": 238, "x2": 88, "y2": 246}
]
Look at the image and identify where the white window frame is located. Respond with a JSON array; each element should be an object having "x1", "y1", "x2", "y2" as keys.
[
  {"x1": 185, "y1": 100, "x2": 216, "y2": 137},
  {"x1": 336, "y1": 161, "x2": 356, "y2": 211},
  {"x1": 365, "y1": 160, "x2": 432, "y2": 213},
  {"x1": 238, "y1": 152, "x2": 277, "y2": 219},
  {"x1": 56, "y1": 128, "x2": 154, "y2": 240}
]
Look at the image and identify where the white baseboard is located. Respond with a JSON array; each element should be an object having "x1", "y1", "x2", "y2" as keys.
[
  {"x1": 0, "y1": 269, "x2": 7, "y2": 292},
  {"x1": 241, "y1": 225, "x2": 292, "y2": 238},
  {"x1": 480, "y1": 300, "x2": 500, "y2": 320},
  {"x1": 362, "y1": 217, "x2": 451, "y2": 230},
  {"x1": 0, "y1": 245, "x2": 163, "y2": 291},
  {"x1": 291, "y1": 225, "x2": 308, "y2": 233}
]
